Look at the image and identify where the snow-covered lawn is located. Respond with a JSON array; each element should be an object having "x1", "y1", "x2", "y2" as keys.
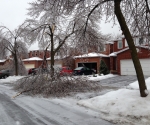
[
  {"x1": 78, "y1": 77, "x2": 150, "y2": 125},
  {"x1": 87, "y1": 74, "x2": 118, "y2": 81},
  {"x1": 0, "y1": 76, "x2": 25, "y2": 83},
  {"x1": 0, "y1": 74, "x2": 150, "y2": 124}
]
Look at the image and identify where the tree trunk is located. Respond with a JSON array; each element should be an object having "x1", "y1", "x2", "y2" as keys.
[
  {"x1": 14, "y1": 51, "x2": 18, "y2": 76},
  {"x1": 114, "y1": 0, "x2": 148, "y2": 97},
  {"x1": 50, "y1": 33, "x2": 55, "y2": 77}
]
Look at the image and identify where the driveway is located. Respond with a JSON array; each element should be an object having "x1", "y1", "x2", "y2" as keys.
[{"x1": 93, "y1": 75, "x2": 149, "y2": 96}]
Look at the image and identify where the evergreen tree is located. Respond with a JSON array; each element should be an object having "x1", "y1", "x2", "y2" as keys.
[{"x1": 99, "y1": 60, "x2": 109, "y2": 75}]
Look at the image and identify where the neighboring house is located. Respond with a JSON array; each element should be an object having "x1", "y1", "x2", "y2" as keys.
[
  {"x1": 0, "y1": 59, "x2": 7, "y2": 66},
  {"x1": 0, "y1": 58, "x2": 12, "y2": 70},
  {"x1": 47, "y1": 56, "x2": 63, "y2": 68},
  {"x1": 22, "y1": 50, "x2": 50, "y2": 69},
  {"x1": 74, "y1": 36, "x2": 150, "y2": 76},
  {"x1": 74, "y1": 53, "x2": 109, "y2": 74},
  {"x1": 28, "y1": 50, "x2": 50, "y2": 59},
  {"x1": 23, "y1": 57, "x2": 43, "y2": 69},
  {"x1": 47, "y1": 55, "x2": 75, "y2": 70},
  {"x1": 109, "y1": 37, "x2": 150, "y2": 76}
]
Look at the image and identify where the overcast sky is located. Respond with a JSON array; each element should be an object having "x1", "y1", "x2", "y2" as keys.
[
  {"x1": 0, "y1": 0, "x2": 32, "y2": 30},
  {"x1": 0, "y1": 0, "x2": 121, "y2": 50}
]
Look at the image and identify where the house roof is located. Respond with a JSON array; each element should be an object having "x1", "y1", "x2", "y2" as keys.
[
  {"x1": 47, "y1": 56, "x2": 61, "y2": 60},
  {"x1": 0, "y1": 59, "x2": 6, "y2": 63},
  {"x1": 47, "y1": 55, "x2": 69, "y2": 60},
  {"x1": 22, "y1": 57, "x2": 43, "y2": 61},
  {"x1": 105, "y1": 41, "x2": 114, "y2": 44},
  {"x1": 109, "y1": 48, "x2": 129, "y2": 57},
  {"x1": 74, "y1": 52, "x2": 109, "y2": 58},
  {"x1": 109, "y1": 45, "x2": 149, "y2": 57}
]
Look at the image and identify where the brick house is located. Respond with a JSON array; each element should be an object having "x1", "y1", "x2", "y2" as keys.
[
  {"x1": 74, "y1": 53, "x2": 109, "y2": 74},
  {"x1": 109, "y1": 37, "x2": 150, "y2": 76},
  {"x1": 23, "y1": 50, "x2": 50, "y2": 69},
  {"x1": 74, "y1": 36, "x2": 150, "y2": 76}
]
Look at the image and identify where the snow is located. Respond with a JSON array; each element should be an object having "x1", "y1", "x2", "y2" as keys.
[
  {"x1": 0, "y1": 74, "x2": 150, "y2": 124},
  {"x1": 22, "y1": 57, "x2": 43, "y2": 61},
  {"x1": 0, "y1": 59, "x2": 6, "y2": 62},
  {"x1": 87, "y1": 74, "x2": 118, "y2": 81},
  {"x1": 0, "y1": 76, "x2": 25, "y2": 83},
  {"x1": 74, "y1": 52, "x2": 109, "y2": 58},
  {"x1": 78, "y1": 76, "x2": 150, "y2": 125},
  {"x1": 109, "y1": 52, "x2": 117, "y2": 57}
]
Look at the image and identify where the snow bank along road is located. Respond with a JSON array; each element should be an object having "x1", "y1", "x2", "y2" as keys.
[{"x1": 0, "y1": 83, "x2": 114, "y2": 125}]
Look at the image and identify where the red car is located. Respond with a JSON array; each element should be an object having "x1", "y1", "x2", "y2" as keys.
[
  {"x1": 60, "y1": 67, "x2": 73, "y2": 75},
  {"x1": 28, "y1": 68, "x2": 38, "y2": 75}
]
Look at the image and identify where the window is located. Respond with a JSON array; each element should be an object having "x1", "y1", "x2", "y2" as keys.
[
  {"x1": 134, "y1": 37, "x2": 139, "y2": 45},
  {"x1": 104, "y1": 45, "x2": 106, "y2": 51},
  {"x1": 133, "y1": 37, "x2": 147, "y2": 45},
  {"x1": 82, "y1": 47, "x2": 87, "y2": 53},
  {"x1": 139, "y1": 37, "x2": 147, "y2": 45},
  {"x1": 98, "y1": 46, "x2": 100, "y2": 51},
  {"x1": 117, "y1": 40, "x2": 123, "y2": 49}
]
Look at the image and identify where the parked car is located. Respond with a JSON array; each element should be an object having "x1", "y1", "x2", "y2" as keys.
[
  {"x1": 0, "y1": 69, "x2": 11, "y2": 79},
  {"x1": 73, "y1": 67, "x2": 95, "y2": 75},
  {"x1": 28, "y1": 68, "x2": 50, "y2": 75},
  {"x1": 60, "y1": 67, "x2": 73, "y2": 75},
  {"x1": 28, "y1": 68, "x2": 38, "y2": 75}
]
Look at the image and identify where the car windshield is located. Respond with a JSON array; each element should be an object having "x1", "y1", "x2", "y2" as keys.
[
  {"x1": 74, "y1": 67, "x2": 83, "y2": 70},
  {"x1": 0, "y1": 70, "x2": 8, "y2": 72}
]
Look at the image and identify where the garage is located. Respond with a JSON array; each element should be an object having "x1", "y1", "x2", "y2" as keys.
[
  {"x1": 24, "y1": 64, "x2": 35, "y2": 69},
  {"x1": 121, "y1": 59, "x2": 150, "y2": 76},
  {"x1": 78, "y1": 62, "x2": 97, "y2": 73}
]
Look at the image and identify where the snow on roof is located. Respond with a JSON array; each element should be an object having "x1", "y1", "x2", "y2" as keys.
[
  {"x1": 105, "y1": 41, "x2": 114, "y2": 44},
  {"x1": 109, "y1": 52, "x2": 117, "y2": 57},
  {"x1": 109, "y1": 48, "x2": 129, "y2": 56},
  {"x1": 22, "y1": 57, "x2": 43, "y2": 61},
  {"x1": 74, "y1": 52, "x2": 109, "y2": 58},
  {"x1": 136, "y1": 45, "x2": 150, "y2": 49},
  {"x1": 0, "y1": 59, "x2": 6, "y2": 63},
  {"x1": 109, "y1": 45, "x2": 149, "y2": 57},
  {"x1": 47, "y1": 55, "x2": 70, "y2": 60},
  {"x1": 47, "y1": 56, "x2": 62, "y2": 60}
]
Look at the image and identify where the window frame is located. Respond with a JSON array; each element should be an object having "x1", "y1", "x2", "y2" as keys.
[{"x1": 117, "y1": 40, "x2": 123, "y2": 49}]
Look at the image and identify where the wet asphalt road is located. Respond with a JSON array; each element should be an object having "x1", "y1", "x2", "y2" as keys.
[{"x1": 0, "y1": 93, "x2": 38, "y2": 125}]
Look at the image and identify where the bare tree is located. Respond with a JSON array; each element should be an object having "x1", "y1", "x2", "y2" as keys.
[
  {"x1": 0, "y1": 25, "x2": 28, "y2": 75},
  {"x1": 24, "y1": 0, "x2": 107, "y2": 76},
  {"x1": 33, "y1": 0, "x2": 150, "y2": 97}
]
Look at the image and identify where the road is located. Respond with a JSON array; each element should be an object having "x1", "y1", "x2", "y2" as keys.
[
  {"x1": 0, "y1": 75, "x2": 145, "y2": 125},
  {"x1": 0, "y1": 93, "x2": 37, "y2": 125},
  {"x1": 0, "y1": 83, "x2": 114, "y2": 125}
]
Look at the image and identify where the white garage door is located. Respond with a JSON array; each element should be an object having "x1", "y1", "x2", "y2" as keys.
[
  {"x1": 24, "y1": 64, "x2": 35, "y2": 69},
  {"x1": 121, "y1": 59, "x2": 150, "y2": 76}
]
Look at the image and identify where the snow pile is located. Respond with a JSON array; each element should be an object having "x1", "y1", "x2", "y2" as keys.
[
  {"x1": 78, "y1": 77, "x2": 150, "y2": 125},
  {"x1": 0, "y1": 76, "x2": 25, "y2": 84},
  {"x1": 87, "y1": 74, "x2": 118, "y2": 81},
  {"x1": 127, "y1": 77, "x2": 150, "y2": 90}
]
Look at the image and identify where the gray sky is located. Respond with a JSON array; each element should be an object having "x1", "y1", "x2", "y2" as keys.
[
  {"x1": 0, "y1": 0, "x2": 32, "y2": 30},
  {"x1": 0, "y1": 0, "x2": 121, "y2": 50}
]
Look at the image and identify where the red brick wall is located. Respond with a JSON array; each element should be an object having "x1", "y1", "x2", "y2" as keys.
[
  {"x1": 113, "y1": 38, "x2": 128, "y2": 52},
  {"x1": 28, "y1": 50, "x2": 50, "y2": 59}
]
